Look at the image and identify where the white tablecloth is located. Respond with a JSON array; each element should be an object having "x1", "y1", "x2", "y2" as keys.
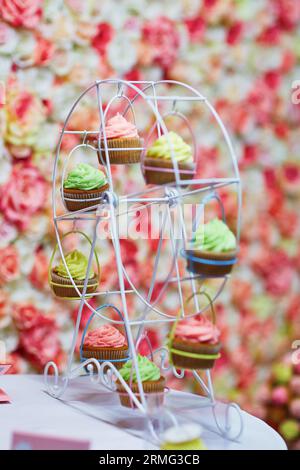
[{"x1": 0, "y1": 375, "x2": 286, "y2": 450}]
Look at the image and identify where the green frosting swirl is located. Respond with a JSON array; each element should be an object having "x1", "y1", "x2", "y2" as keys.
[
  {"x1": 146, "y1": 131, "x2": 193, "y2": 163},
  {"x1": 64, "y1": 163, "x2": 107, "y2": 190},
  {"x1": 55, "y1": 250, "x2": 94, "y2": 280},
  {"x1": 193, "y1": 218, "x2": 236, "y2": 252},
  {"x1": 119, "y1": 354, "x2": 161, "y2": 383}
]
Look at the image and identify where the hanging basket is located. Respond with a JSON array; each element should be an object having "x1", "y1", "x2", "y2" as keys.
[
  {"x1": 141, "y1": 111, "x2": 196, "y2": 186},
  {"x1": 168, "y1": 292, "x2": 221, "y2": 371},
  {"x1": 183, "y1": 193, "x2": 238, "y2": 277},
  {"x1": 49, "y1": 231, "x2": 100, "y2": 299},
  {"x1": 61, "y1": 140, "x2": 110, "y2": 212},
  {"x1": 80, "y1": 304, "x2": 130, "y2": 371}
]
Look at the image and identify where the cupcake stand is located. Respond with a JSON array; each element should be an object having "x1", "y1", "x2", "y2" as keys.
[{"x1": 42, "y1": 79, "x2": 281, "y2": 449}]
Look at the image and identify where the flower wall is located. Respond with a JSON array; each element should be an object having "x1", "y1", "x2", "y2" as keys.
[{"x1": 0, "y1": 0, "x2": 300, "y2": 427}]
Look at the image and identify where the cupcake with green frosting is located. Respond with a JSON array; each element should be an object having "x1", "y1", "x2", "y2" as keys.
[
  {"x1": 63, "y1": 163, "x2": 108, "y2": 212},
  {"x1": 116, "y1": 354, "x2": 166, "y2": 408},
  {"x1": 50, "y1": 249, "x2": 99, "y2": 298},
  {"x1": 144, "y1": 131, "x2": 195, "y2": 185},
  {"x1": 185, "y1": 218, "x2": 238, "y2": 277}
]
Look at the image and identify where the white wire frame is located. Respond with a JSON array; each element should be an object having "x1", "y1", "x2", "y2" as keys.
[{"x1": 45, "y1": 79, "x2": 243, "y2": 443}]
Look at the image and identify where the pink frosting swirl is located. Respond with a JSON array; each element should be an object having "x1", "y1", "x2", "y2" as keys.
[
  {"x1": 174, "y1": 316, "x2": 220, "y2": 344},
  {"x1": 84, "y1": 324, "x2": 127, "y2": 348},
  {"x1": 102, "y1": 113, "x2": 138, "y2": 140}
]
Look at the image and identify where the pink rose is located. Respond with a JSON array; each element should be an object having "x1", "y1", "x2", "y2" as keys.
[
  {"x1": 0, "y1": 164, "x2": 48, "y2": 230},
  {"x1": 92, "y1": 22, "x2": 114, "y2": 56},
  {"x1": 0, "y1": 245, "x2": 20, "y2": 284},
  {"x1": 257, "y1": 25, "x2": 281, "y2": 45},
  {"x1": 19, "y1": 315, "x2": 61, "y2": 371},
  {"x1": 137, "y1": 330, "x2": 159, "y2": 357},
  {"x1": 240, "y1": 144, "x2": 259, "y2": 168},
  {"x1": 265, "y1": 265, "x2": 294, "y2": 296},
  {"x1": 0, "y1": 0, "x2": 42, "y2": 29},
  {"x1": 231, "y1": 280, "x2": 252, "y2": 309},
  {"x1": 29, "y1": 249, "x2": 49, "y2": 290},
  {"x1": 34, "y1": 36, "x2": 55, "y2": 66},
  {"x1": 226, "y1": 21, "x2": 244, "y2": 45},
  {"x1": 185, "y1": 16, "x2": 206, "y2": 42},
  {"x1": 13, "y1": 303, "x2": 41, "y2": 330},
  {"x1": 5, "y1": 352, "x2": 24, "y2": 374},
  {"x1": 119, "y1": 239, "x2": 138, "y2": 265},
  {"x1": 0, "y1": 290, "x2": 9, "y2": 319},
  {"x1": 142, "y1": 17, "x2": 180, "y2": 69},
  {"x1": 274, "y1": 0, "x2": 300, "y2": 31}
]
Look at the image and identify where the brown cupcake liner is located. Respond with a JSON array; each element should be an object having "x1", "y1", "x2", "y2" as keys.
[
  {"x1": 62, "y1": 184, "x2": 109, "y2": 212},
  {"x1": 50, "y1": 270, "x2": 98, "y2": 298},
  {"x1": 143, "y1": 158, "x2": 195, "y2": 185},
  {"x1": 82, "y1": 345, "x2": 129, "y2": 370},
  {"x1": 185, "y1": 249, "x2": 237, "y2": 277},
  {"x1": 116, "y1": 375, "x2": 166, "y2": 408},
  {"x1": 97, "y1": 137, "x2": 142, "y2": 164},
  {"x1": 170, "y1": 338, "x2": 221, "y2": 370}
]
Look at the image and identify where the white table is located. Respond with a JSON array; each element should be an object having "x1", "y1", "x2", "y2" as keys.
[{"x1": 0, "y1": 375, "x2": 286, "y2": 450}]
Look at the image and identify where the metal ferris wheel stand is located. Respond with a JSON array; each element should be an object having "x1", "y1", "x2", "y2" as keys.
[{"x1": 44, "y1": 79, "x2": 243, "y2": 445}]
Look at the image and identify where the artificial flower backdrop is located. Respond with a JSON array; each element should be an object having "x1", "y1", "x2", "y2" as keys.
[{"x1": 0, "y1": 0, "x2": 300, "y2": 445}]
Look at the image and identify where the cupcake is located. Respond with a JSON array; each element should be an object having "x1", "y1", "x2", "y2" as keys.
[
  {"x1": 169, "y1": 315, "x2": 221, "y2": 370},
  {"x1": 81, "y1": 324, "x2": 129, "y2": 370},
  {"x1": 63, "y1": 163, "x2": 108, "y2": 212},
  {"x1": 50, "y1": 250, "x2": 99, "y2": 298},
  {"x1": 116, "y1": 354, "x2": 166, "y2": 408},
  {"x1": 97, "y1": 113, "x2": 142, "y2": 164},
  {"x1": 143, "y1": 131, "x2": 195, "y2": 185},
  {"x1": 160, "y1": 424, "x2": 207, "y2": 450},
  {"x1": 185, "y1": 218, "x2": 238, "y2": 277}
]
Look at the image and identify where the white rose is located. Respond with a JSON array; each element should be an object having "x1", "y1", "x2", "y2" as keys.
[
  {"x1": 16, "y1": 68, "x2": 55, "y2": 100},
  {"x1": 51, "y1": 83, "x2": 79, "y2": 122},
  {"x1": 144, "y1": 0, "x2": 182, "y2": 20},
  {"x1": 43, "y1": 0, "x2": 67, "y2": 21},
  {"x1": 0, "y1": 216, "x2": 17, "y2": 249},
  {"x1": 100, "y1": 0, "x2": 127, "y2": 28},
  {"x1": 26, "y1": 214, "x2": 50, "y2": 242},
  {"x1": 50, "y1": 47, "x2": 76, "y2": 77},
  {"x1": 34, "y1": 123, "x2": 60, "y2": 153},
  {"x1": 14, "y1": 238, "x2": 38, "y2": 275},
  {"x1": 0, "y1": 22, "x2": 19, "y2": 55},
  {"x1": 107, "y1": 33, "x2": 137, "y2": 73},
  {"x1": 251, "y1": 47, "x2": 282, "y2": 72},
  {"x1": 13, "y1": 31, "x2": 36, "y2": 68},
  {"x1": 0, "y1": 56, "x2": 13, "y2": 81}
]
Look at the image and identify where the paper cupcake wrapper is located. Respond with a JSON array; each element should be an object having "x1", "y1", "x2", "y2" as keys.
[
  {"x1": 62, "y1": 184, "x2": 109, "y2": 212},
  {"x1": 169, "y1": 340, "x2": 221, "y2": 371},
  {"x1": 185, "y1": 249, "x2": 237, "y2": 277},
  {"x1": 98, "y1": 137, "x2": 142, "y2": 164},
  {"x1": 82, "y1": 346, "x2": 129, "y2": 370},
  {"x1": 116, "y1": 376, "x2": 166, "y2": 408},
  {"x1": 50, "y1": 270, "x2": 98, "y2": 299},
  {"x1": 143, "y1": 158, "x2": 195, "y2": 185}
]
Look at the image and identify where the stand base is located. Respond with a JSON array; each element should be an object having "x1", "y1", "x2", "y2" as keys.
[{"x1": 1, "y1": 374, "x2": 286, "y2": 450}]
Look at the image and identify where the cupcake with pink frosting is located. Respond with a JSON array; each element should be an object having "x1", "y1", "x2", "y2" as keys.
[
  {"x1": 169, "y1": 315, "x2": 221, "y2": 370},
  {"x1": 81, "y1": 324, "x2": 129, "y2": 369},
  {"x1": 97, "y1": 113, "x2": 142, "y2": 164}
]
